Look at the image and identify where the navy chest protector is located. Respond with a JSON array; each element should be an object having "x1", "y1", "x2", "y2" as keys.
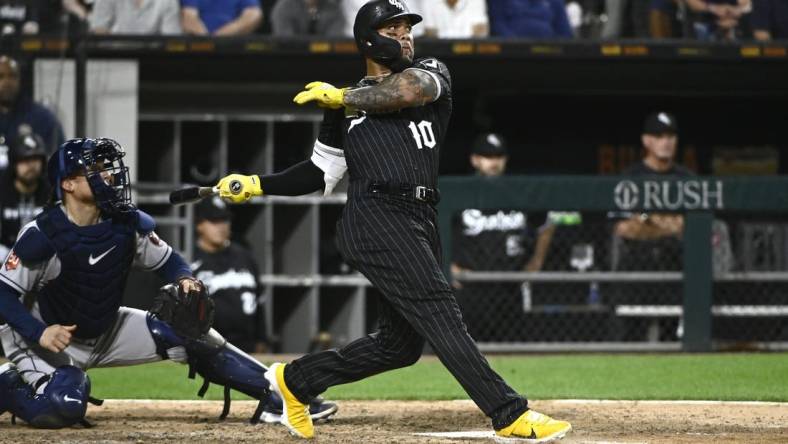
[{"x1": 35, "y1": 208, "x2": 137, "y2": 339}]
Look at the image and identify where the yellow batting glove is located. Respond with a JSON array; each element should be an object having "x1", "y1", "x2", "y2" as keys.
[
  {"x1": 216, "y1": 174, "x2": 263, "y2": 204},
  {"x1": 293, "y1": 82, "x2": 348, "y2": 109}
]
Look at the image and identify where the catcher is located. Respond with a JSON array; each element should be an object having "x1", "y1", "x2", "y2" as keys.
[{"x1": 0, "y1": 138, "x2": 337, "y2": 428}]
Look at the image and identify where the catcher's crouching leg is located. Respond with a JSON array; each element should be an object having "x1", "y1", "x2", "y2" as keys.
[
  {"x1": 146, "y1": 314, "x2": 272, "y2": 423},
  {"x1": 0, "y1": 362, "x2": 90, "y2": 428}
]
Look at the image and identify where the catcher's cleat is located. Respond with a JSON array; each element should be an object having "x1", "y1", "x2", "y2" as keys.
[
  {"x1": 0, "y1": 362, "x2": 16, "y2": 414},
  {"x1": 261, "y1": 396, "x2": 339, "y2": 424},
  {"x1": 264, "y1": 363, "x2": 314, "y2": 439},
  {"x1": 494, "y1": 409, "x2": 572, "y2": 443}
]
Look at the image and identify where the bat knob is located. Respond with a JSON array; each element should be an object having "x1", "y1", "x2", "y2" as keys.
[{"x1": 229, "y1": 180, "x2": 243, "y2": 195}]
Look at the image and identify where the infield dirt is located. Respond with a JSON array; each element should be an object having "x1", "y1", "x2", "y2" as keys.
[{"x1": 1, "y1": 399, "x2": 786, "y2": 443}]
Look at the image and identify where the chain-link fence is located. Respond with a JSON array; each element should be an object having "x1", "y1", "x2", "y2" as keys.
[
  {"x1": 711, "y1": 214, "x2": 788, "y2": 346},
  {"x1": 440, "y1": 177, "x2": 788, "y2": 351},
  {"x1": 451, "y1": 210, "x2": 686, "y2": 349}
]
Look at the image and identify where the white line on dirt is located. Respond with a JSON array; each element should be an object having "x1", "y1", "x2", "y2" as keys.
[
  {"x1": 99, "y1": 399, "x2": 788, "y2": 407},
  {"x1": 549, "y1": 399, "x2": 788, "y2": 407},
  {"x1": 412, "y1": 432, "x2": 646, "y2": 444},
  {"x1": 574, "y1": 442, "x2": 647, "y2": 444},
  {"x1": 413, "y1": 431, "x2": 494, "y2": 439}
]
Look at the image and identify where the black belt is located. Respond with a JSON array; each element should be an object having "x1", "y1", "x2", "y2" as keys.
[{"x1": 367, "y1": 181, "x2": 440, "y2": 204}]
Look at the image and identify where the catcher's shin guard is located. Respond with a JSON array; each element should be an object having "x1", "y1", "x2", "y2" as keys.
[
  {"x1": 146, "y1": 314, "x2": 271, "y2": 422},
  {"x1": 0, "y1": 363, "x2": 90, "y2": 429}
]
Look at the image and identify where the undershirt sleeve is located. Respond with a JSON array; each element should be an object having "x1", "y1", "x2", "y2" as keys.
[{"x1": 259, "y1": 159, "x2": 325, "y2": 196}]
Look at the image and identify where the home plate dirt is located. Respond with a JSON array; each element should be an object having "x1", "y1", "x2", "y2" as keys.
[{"x1": 1, "y1": 399, "x2": 786, "y2": 443}]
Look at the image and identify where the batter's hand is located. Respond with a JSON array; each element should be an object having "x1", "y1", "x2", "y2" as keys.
[
  {"x1": 217, "y1": 174, "x2": 263, "y2": 204},
  {"x1": 39, "y1": 324, "x2": 76, "y2": 353},
  {"x1": 293, "y1": 82, "x2": 348, "y2": 109}
]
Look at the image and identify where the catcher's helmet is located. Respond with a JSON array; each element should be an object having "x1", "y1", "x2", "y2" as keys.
[
  {"x1": 353, "y1": 0, "x2": 422, "y2": 72},
  {"x1": 47, "y1": 138, "x2": 133, "y2": 215},
  {"x1": 9, "y1": 132, "x2": 47, "y2": 165}
]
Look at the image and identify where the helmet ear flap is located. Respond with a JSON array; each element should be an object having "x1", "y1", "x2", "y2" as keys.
[{"x1": 364, "y1": 32, "x2": 404, "y2": 66}]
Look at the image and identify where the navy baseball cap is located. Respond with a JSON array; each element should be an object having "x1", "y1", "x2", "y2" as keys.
[
  {"x1": 643, "y1": 112, "x2": 678, "y2": 135},
  {"x1": 196, "y1": 196, "x2": 232, "y2": 222},
  {"x1": 472, "y1": 133, "x2": 508, "y2": 157}
]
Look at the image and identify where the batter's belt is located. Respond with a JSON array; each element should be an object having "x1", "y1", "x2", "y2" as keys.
[{"x1": 351, "y1": 179, "x2": 440, "y2": 205}]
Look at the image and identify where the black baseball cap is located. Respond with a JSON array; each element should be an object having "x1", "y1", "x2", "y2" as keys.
[
  {"x1": 643, "y1": 112, "x2": 678, "y2": 135},
  {"x1": 471, "y1": 133, "x2": 508, "y2": 157},
  {"x1": 195, "y1": 196, "x2": 232, "y2": 222},
  {"x1": 10, "y1": 133, "x2": 47, "y2": 163}
]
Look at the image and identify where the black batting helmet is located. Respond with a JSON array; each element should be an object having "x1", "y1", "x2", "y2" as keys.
[{"x1": 353, "y1": 0, "x2": 422, "y2": 72}]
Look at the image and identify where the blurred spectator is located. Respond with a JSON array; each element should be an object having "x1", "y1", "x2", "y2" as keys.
[
  {"x1": 192, "y1": 197, "x2": 267, "y2": 353},
  {"x1": 63, "y1": 0, "x2": 91, "y2": 22},
  {"x1": 611, "y1": 112, "x2": 691, "y2": 271},
  {"x1": 602, "y1": 0, "x2": 651, "y2": 38},
  {"x1": 685, "y1": 0, "x2": 751, "y2": 40},
  {"x1": 565, "y1": 1, "x2": 583, "y2": 35},
  {"x1": 90, "y1": 0, "x2": 181, "y2": 34},
  {"x1": 751, "y1": 0, "x2": 788, "y2": 41},
  {"x1": 451, "y1": 134, "x2": 556, "y2": 339},
  {"x1": 37, "y1": 0, "x2": 64, "y2": 34},
  {"x1": 181, "y1": 0, "x2": 262, "y2": 36},
  {"x1": 0, "y1": 133, "x2": 48, "y2": 259},
  {"x1": 342, "y1": 0, "x2": 363, "y2": 36},
  {"x1": 571, "y1": 0, "x2": 608, "y2": 38},
  {"x1": 487, "y1": 0, "x2": 573, "y2": 38},
  {"x1": 61, "y1": 0, "x2": 93, "y2": 34},
  {"x1": 421, "y1": 0, "x2": 488, "y2": 38},
  {"x1": 649, "y1": 0, "x2": 683, "y2": 38},
  {"x1": 0, "y1": 0, "x2": 40, "y2": 35},
  {"x1": 271, "y1": 0, "x2": 345, "y2": 37},
  {"x1": 0, "y1": 55, "x2": 65, "y2": 175},
  {"x1": 342, "y1": 0, "x2": 425, "y2": 37}
]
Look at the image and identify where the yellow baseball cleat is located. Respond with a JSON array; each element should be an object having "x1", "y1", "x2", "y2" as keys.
[
  {"x1": 264, "y1": 363, "x2": 314, "y2": 439},
  {"x1": 494, "y1": 409, "x2": 572, "y2": 442}
]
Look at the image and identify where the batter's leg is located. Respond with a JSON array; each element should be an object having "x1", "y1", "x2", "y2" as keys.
[
  {"x1": 285, "y1": 296, "x2": 425, "y2": 400},
  {"x1": 292, "y1": 202, "x2": 528, "y2": 429}
]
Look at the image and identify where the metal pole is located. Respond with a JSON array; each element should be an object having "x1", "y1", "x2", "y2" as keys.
[
  {"x1": 682, "y1": 211, "x2": 714, "y2": 352},
  {"x1": 75, "y1": 33, "x2": 87, "y2": 136}
]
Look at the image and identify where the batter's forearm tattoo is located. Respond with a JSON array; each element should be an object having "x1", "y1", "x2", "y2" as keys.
[{"x1": 344, "y1": 70, "x2": 438, "y2": 112}]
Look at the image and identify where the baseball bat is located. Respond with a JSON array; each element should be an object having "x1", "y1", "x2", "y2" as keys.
[{"x1": 169, "y1": 186, "x2": 218, "y2": 205}]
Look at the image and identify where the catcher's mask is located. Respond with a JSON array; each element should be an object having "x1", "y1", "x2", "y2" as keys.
[{"x1": 48, "y1": 138, "x2": 133, "y2": 215}]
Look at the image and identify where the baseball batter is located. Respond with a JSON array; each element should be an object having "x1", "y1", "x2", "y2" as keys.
[
  {"x1": 0, "y1": 138, "x2": 336, "y2": 428},
  {"x1": 214, "y1": 0, "x2": 572, "y2": 441}
]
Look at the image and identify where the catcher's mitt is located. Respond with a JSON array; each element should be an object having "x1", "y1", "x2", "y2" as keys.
[{"x1": 151, "y1": 281, "x2": 214, "y2": 339}]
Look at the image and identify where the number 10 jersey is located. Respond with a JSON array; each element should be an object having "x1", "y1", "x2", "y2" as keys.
[{"x1": 321, "y1": 57, "x2": 453, "y2": 191}]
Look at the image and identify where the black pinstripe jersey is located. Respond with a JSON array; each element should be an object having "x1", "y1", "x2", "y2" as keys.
[{"x1": 323, "y1": 57, "x2": 452, "y2": 190}]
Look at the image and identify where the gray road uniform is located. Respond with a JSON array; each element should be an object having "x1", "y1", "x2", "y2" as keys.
[
  {"x1": 0, "y1": 217, "x2": 175, "y2": 390},
  {"x1": 0, "y1": 205, "x2": 277, "y2": 428}
]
